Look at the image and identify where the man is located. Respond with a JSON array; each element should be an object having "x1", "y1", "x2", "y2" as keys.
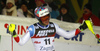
[
  {"x1": 8, "y1": 6, "x2": 88, "y2": 51},
  {"x1": 79, "y1": 3, "x2": 100, "y2": 26}
]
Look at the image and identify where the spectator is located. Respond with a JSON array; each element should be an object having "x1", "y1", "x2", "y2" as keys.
[
  {"x1": 2, "y1": 0, "x2": 17, "y2": 16},
  {"x1": 17, "y1": 3, "x2": 35, "y2": 18},
  {"x1": 79, "y1": 3, "x2": 100, "y2": 26},
  {"x1": 57, "y1": 3, "x2": 75, "y2": 23},
  {"x1": 1, "y1": 0, "x2": 6, "y2": 9},
  {"x1": 14, "y1": 0, "x2": 21, "y2": 9},
  {"x1": 47, "y1": 1, "x2": 60, "y2": 19},
  {"x1": 35, "y1": 0, "x2": 52, "y2": 12},
  {"x1": 1, "y1": 0, "x2": 7, "y2": 14}
]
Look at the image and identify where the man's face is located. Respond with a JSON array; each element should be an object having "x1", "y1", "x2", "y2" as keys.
[
  {"x1": 21, "y1": 4, "x2": 28, "y2": 12},
  {"x1": 61, "y1": 8, "x2": 67, "y2": 15},
  {"x1": 6, "y1": 2, "x2": 13, "y2": 9},
  {"x1": 40, "y1": 14, "x2": 50, "y2": 25},
  {"x1": 35, "y1": 0, "x2": 43, "y2": 7},
  {"x1": 83, "y1": 8, "x2": 91, "y2": 14}
]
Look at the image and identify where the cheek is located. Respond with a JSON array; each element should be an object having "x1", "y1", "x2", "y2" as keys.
[
  {"x1": 61, "y1": 10, "x2": 64, "y2": 13},
  {"x1": 6, "y1": 3, "x2": 13, "y2": 8},
  {"x1": 61, "y1": 9, "x2": 67, "y2": 14},
  {"x1": 84, "y1": 9, "x2": 87, "y2": 11},
  {"x1": 42, "y1": 20, "x2": 49, "y2": 24},
  {"x1": 22, "y1": 8, "x2": 27, "y2": 11},
  {"x1": 10, "y1": 4, "x2": 13, "y2": 7},
  {"x1": 87, "y1": 10, "x2": 90, "y2": 12},
  {"x1": 65, "y1": 10, "x2": 67, "y2": 13},
  {"x1": 42, "y1": 20, "x2": 49, "y2": 22}
]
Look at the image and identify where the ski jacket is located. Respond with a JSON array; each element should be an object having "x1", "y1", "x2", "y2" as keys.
[{"x1": 14, "y1": 22, "x2": 81, "y2": 51}]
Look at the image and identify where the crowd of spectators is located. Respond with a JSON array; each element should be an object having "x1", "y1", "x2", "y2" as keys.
[{"x1": 0, "y1": 0, "x2": 100, "y2": 26}]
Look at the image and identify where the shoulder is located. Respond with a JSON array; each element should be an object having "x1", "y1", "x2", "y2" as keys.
[
  {"x1": 49, "y1": 22, "x2": 57, "y2": 25},
  {"x1": 91, "y1": 14, "x2": 99, "y2": 19},
  {"x1": 17, "y1": 9, "x2": 23, "y2": 13},
  {"x1": 28, "y1": 25, "x2": 34, "y2": 28},
  {"x1": 27, "y1": 25, "x2": 35, "y2": 37},
  {"x1": 50, "y1": 22, "x2": 59, "y2": 28},
  {"x1": 27, "y1": 25, "x2": 34, "y2": 30},
  {"x1": 33, "y1": 23, "x2": 38, "y2": 26},
  {"x1": 49, "y1": 22, "x2": 54, "y2": 24},
  {"x1": 2, "y1": 8, "x2": 6, "y2": 11},
  {"x1": 91, "y1": 14, "x2": 98, "y2": 17},
  {"x1": 57, "y1": 15, "x2": 61, "y2": 19}
]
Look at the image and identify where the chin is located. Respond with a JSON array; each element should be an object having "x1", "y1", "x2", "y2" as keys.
[
  {"x1": 44, "y1": 22, "x2": 49, "y2": 25},
  {"x1": 45, "y1": 23, "x2": 49, "y2": 25}
]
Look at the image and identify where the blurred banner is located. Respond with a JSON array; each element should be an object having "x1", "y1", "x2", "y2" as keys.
[{"x1": 0, "y1": 15, "x2": 100, "y2": 51}]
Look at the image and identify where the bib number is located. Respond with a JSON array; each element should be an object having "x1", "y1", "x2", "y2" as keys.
[{"x1": 44, "y1": 38, "x2": 50, "y2": 45}]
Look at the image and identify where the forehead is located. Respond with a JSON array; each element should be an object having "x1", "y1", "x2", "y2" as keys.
[
  {"x1": 7, "y1": 2, "x2": 13, "y2": 4},
  {"x1": 61, "y1": 8, "x2": 67, "y2": 10},
  {"x1": 35, "y1": 0, "x2": 41, "y2": 2},
  {"x1": 84, "y1": 8, "x2": 89, "y2": 10},
  {"x1": 21, "y1": 4, "x2": 26, "y2": 7}
]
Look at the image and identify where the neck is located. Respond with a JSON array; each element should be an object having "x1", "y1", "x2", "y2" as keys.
[
  {"x1": 39, "y1": 22, "x2": 47, "y2": 26},
  {"x1": 37, "y1": 22, "x2": 49, "y2": 29}
]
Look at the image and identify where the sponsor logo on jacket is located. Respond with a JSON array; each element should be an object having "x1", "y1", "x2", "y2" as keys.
[
  {"x1": 36, "y1": 29, "x2": 54, "y2": 37},
  {"x1": 34, "y1": 41, "x2": 41, "y2": 44}
]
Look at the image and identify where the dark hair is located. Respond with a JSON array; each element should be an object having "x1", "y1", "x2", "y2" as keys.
[
  {"x1": 1, "y1": 0, "x2": 7, "y2": 4},
  {"x1": 20, "y1": 3, "x2": 28, "y2": 8},
  {"x1": 60, "y1": 3, "x2": 69, "y2": 12},
  {"x1": 84, "y1": 3, "x2": 92, "y2": 11}
]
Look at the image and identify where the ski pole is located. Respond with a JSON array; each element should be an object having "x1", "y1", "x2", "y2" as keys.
[{"x1": 85, "y1": 20, "x2": 100, "y2": 42}]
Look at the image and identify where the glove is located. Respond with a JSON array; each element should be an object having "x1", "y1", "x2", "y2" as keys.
[
  {"x1": 79, "y1": 20, "x2": 88, "y2": 31},
  {"x1": 96, "y1": 34, "x2": 100, "y2": 39},
  {"x1": 8, "y1": 24, "x2": 17, "y2": 37}
]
